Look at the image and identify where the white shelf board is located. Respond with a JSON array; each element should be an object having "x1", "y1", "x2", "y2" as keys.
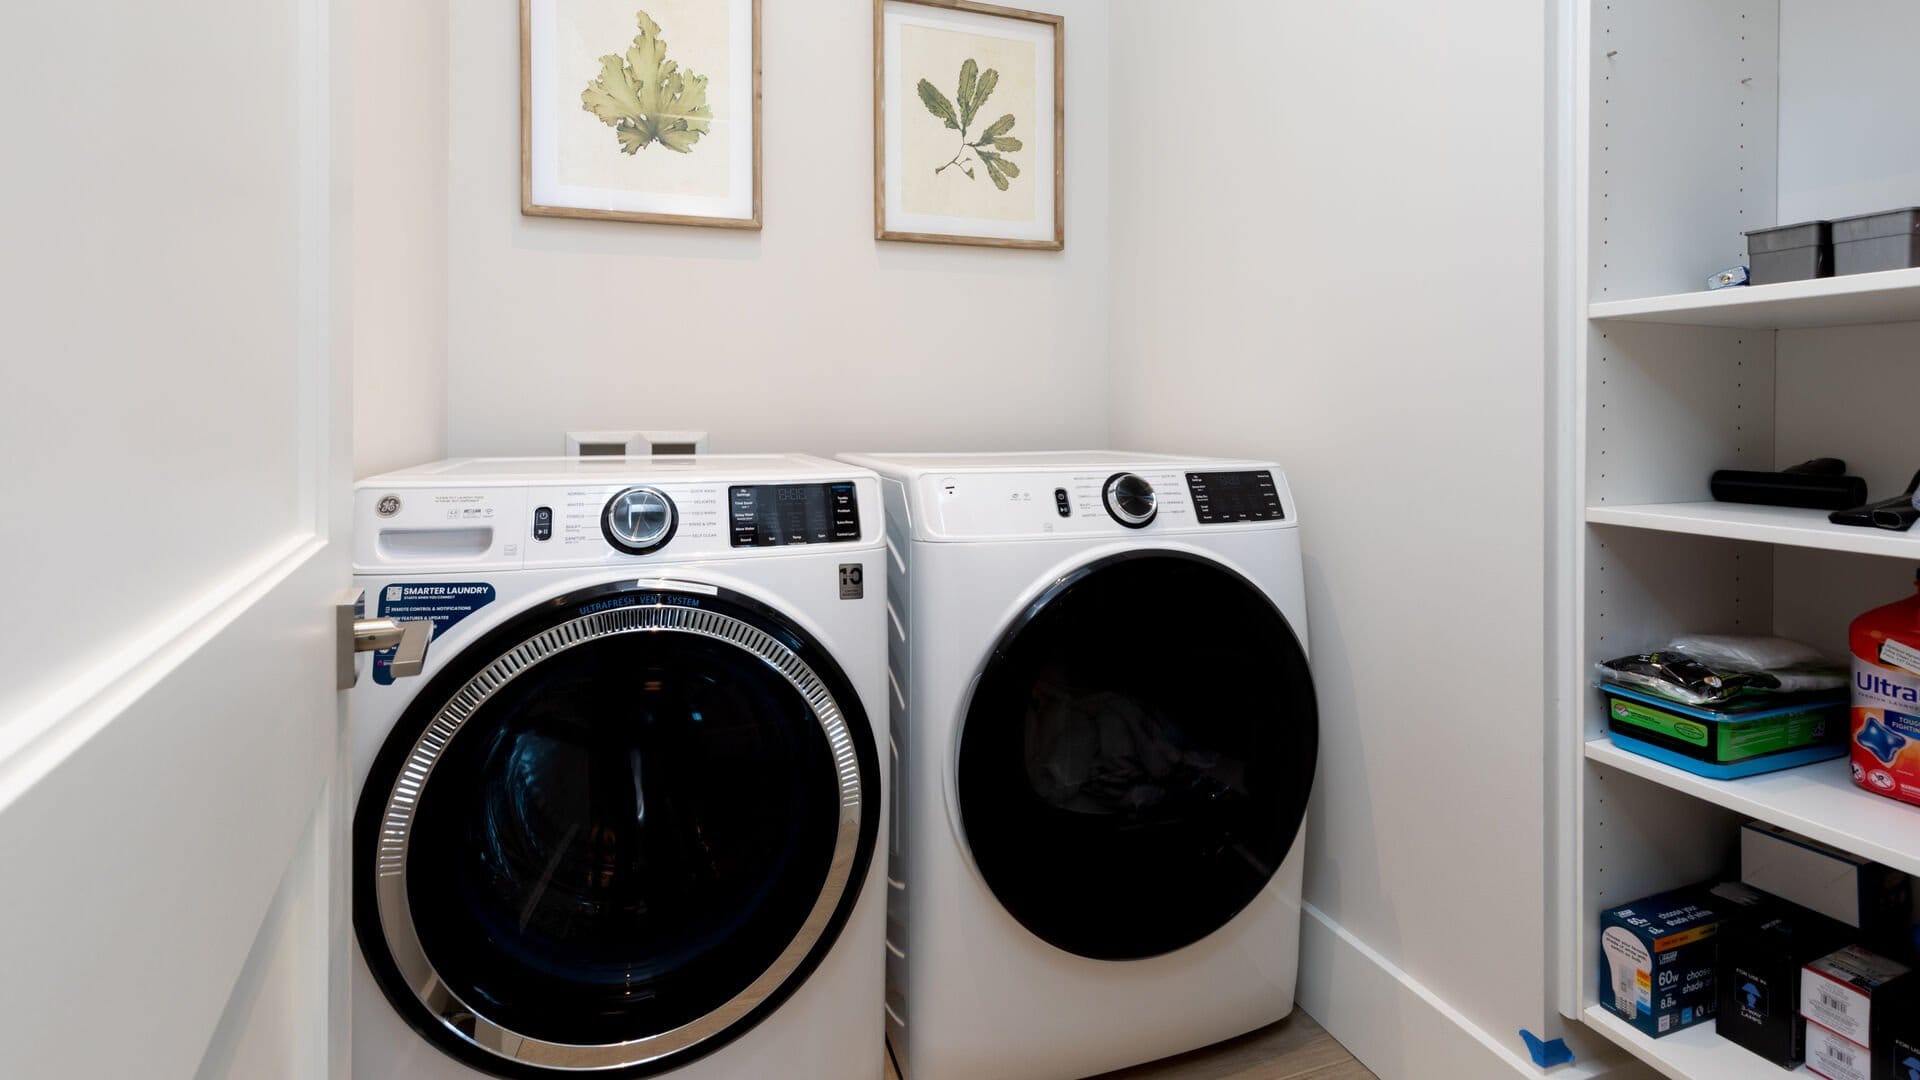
[
  {"x1": 1586, "y1": 501, "x2": 1920, "y2": 559},
  {"x1": 1589, "y1": 267, "x2": 1920, "y2": 329},
  {"x1": 1585, "y1": 738, "x2": 1920, "y2": 878},
  {"x1": 1581, "y1": 1005, "x2": 1802, "y2": 1079}
]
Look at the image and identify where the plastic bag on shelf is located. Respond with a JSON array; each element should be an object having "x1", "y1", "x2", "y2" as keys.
[
  {"x1": 1595, "y1": 651, "x2": 1766, "y2": 706},
  {"x1": 1663, "y1": 634, "x2": 1845, "y2": 693},
  {"x1": 1595, "y1": 635, "x2": 1844, "y2": 705}
]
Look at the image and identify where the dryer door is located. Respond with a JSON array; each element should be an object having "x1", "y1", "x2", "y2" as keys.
[
  {"x1": 958, "y1": 551, "x2": 1317, "y2": 960},
  {"x1": 354, "y1": 582, "x2": 878, "y2": 1078}
]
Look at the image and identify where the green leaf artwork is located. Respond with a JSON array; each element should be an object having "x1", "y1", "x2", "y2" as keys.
[
  {"x1": 581, "y1": 10, "x2": 712, "y2": 155},
  {"x1": 919, "y1": 58, "x2": 1022, "y2": 190}
]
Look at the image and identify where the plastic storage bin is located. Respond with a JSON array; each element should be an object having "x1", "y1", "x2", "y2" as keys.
[
  {"x1": 1744, "y1": 221, "x2": 1832, "y2": 285},
  {"x1": 1832, "y1": 207, "x2": 1920, "y2": 276},
  {"x1": 1600, "y1": 682, "x2": 1847, "y2": 779}
]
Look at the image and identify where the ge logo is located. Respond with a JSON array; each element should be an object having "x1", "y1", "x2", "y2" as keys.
[{"x1": 376, "y1": 494, "x2": 402, "y2": 518}]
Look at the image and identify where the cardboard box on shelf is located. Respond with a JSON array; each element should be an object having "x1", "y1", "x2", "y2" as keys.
[{"x1": 1801, "y1": 945, "x2": 1915, "y2": 1048}]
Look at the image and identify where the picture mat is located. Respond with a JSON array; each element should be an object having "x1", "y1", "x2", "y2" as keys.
[
  {"x1": 882, "y1": 1, "x2": 1056, "y2": 243},
  {"x1": 528, "y1": 0, "x2": 754, "y2": 219}
]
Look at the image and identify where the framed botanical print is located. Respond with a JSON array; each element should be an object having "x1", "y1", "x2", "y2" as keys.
[
  {"x1": 523, "y1": 0, "x2": 761, "y2": 228},
  {"x1": 874, "y1": 0, "x2": 1064, "y2": 249}
]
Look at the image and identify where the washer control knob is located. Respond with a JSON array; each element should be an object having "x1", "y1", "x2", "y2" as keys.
[
  {"x1": 1103, "y1": 473, "x2": 1157, "y2": 528},
  {"x1": 602, "y1": 486, "x2": 678, "y2": 554}
]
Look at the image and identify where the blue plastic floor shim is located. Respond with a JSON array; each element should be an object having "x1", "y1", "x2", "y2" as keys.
[{"x1": 1519, "y1": 1030, "x2": 1574, "y2": 1069}]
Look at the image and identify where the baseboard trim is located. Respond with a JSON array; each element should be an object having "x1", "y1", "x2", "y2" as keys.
[{"x1": 1297, "y1": 904, "x2": 1632, "y2": 1080}]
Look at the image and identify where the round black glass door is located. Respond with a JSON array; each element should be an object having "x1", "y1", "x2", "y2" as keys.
[
  {"x1": 958, "y1": 552, "x2": 1317, "y2": 961},
  {"x1": 355, "y1": 585, "x2": 877, "y2": 1079}
]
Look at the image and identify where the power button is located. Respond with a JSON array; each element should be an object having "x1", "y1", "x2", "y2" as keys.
[
  {"x1": 533, "y1": 506, "x2": 553, "y2": 541},
  {"x1": 1054, "y1": 488, "x2": 1071, "y2": 517}
]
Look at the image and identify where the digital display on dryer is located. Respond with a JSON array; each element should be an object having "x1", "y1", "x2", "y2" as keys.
[
  {"x1": 729, "y1": 483, "x2": 861, "y2": 546},
  {"x1": 1185, "y1": 471, "x2": 1285, "y2": 524}
]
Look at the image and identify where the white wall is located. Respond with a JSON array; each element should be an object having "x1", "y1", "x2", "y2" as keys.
[
  {"x1": 353, "y1": 0, "x2": 449, "y2": 478},
  {"x1": 1777, "y1": 0, "x2": 1920, "y2": 224},
  {"x1": 1107, "y1": 2, "x2": 1559, "y2": 1074},
  {"x1": 442, "y1": 0, "x2": 1111, "y2": 459}
]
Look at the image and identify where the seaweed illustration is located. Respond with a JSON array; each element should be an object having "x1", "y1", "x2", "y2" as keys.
[
  {"x1": 917, "y1": 59, "x2": 1022, "y2": 190},
  {"x1": 581, "y1": 10, "x2": 711, "y2": 154}
]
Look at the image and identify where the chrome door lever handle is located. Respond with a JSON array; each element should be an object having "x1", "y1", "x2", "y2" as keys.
[
  {"x1": 353, "y1": 617, "x2": 432, "y2": 678},
  {"x1": 337, "y1": 589, "x2": 435, "y2": 689}
]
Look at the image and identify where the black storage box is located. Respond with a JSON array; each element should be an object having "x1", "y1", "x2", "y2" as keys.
[
  {"x1": 1833, "y1": 207, "x2": 1920, "y2": 276},
  {"x1": 1712, "y1": 886, "x2": 1852, "y2": 1069},
  {"x1": 1877, "y1": 1006, "x2": 1920, "y2": 1080},
  {"x1": 1745, "y1": 221, "x2": 1833, "y2": 285}
]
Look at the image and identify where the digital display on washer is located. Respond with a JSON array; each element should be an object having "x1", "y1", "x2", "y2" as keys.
[
  {"x1": 1185, "y1": 471, "x2": 1285, "y2": 524},
  {"x1": 729, "y1": 483, "x2": 860, "y2": 547}
]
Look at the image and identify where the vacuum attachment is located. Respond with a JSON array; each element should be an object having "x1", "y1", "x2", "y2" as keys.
[
  {"x1": 1712, "y1": 458, "x2": 1867, "y2": 511},
  {"x1": 1829, "y1": 469, "x2": 1920, "y2": 531}
]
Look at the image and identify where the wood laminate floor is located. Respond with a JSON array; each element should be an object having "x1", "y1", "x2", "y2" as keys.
[{"x1": 882, "y1": 1009, "x2": 1374, "y2": 1080}]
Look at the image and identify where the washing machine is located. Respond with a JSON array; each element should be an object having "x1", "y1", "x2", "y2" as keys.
[
  {"x1": 838, "y1": 451, "x2": 1319, "y2": 1080},
  {"x1": 348, "y1": 456, "x2": 887, "y2": 1080}
]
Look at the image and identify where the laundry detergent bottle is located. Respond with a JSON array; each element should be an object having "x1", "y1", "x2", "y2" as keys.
[{"x1": 1849, "y1": 569, "x2": 1920, "y2": 806}]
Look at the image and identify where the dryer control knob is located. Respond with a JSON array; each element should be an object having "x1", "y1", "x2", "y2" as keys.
[
  {"x1": 602, "y1": 486, "x2": 678, "y2": 554},
  {"x1": 1103, "y1": 473, "x2": 1157, "y2": 528}
]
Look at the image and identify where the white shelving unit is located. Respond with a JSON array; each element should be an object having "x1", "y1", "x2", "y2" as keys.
[
  {"x1": 1585, "y1": 739, "x2": 1920, "y2": 879},
  {"x1": 1586, "y1": 502, "x2": 1920, "y2": 559},
  {"x1": 1558, "y1": 2, "x2": 1920, "y2": 1076},
  {"x1": 1582, "y1": 1006, "x2": 1805, "y2": 1079},
  {"x1": 1590, "y1": 267, "x2": 1920, "y2": 329}
]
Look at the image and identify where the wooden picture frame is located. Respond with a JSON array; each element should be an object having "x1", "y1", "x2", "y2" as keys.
[
  {"x1": 522, "y1": 0, "x2": 762, "y2": 228},
  {"x1": 873, "y1": 0, "x2": 1064, "y2": 249}
]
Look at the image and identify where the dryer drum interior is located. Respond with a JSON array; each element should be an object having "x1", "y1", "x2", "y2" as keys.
[
  {"x1": 353, "y1": 583, "x2": 879, "y2": 1079},
  {"x1": 958, "y1": 551, "x2": 1318, "y2": 961}
]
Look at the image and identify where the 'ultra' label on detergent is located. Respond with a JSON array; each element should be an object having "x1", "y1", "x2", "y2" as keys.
[{"x1": 1851, "y1": 658, "x2": 1920, "y2": 805}]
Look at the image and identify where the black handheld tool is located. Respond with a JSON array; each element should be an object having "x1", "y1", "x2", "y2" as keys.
[
  {"x1": 1711, "y1": 458, "x2": 1866, "y2": 511},
  {"x1": 1830, "y1": 469, "x2": 1920, "y2": 532}
]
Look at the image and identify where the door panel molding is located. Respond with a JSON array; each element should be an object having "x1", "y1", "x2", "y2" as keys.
[
  {"x1": 0, "y1": 544, "x2": 340, "y2": 1077},
  {"x1": 0, "y1": 536, "x2": 323, "y2": 803}
]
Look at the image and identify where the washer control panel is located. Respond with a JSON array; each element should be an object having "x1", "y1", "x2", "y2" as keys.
[
  {"x1": 353, "y1": 474, "x2": 880, "y2": 571},
  {"x1": 729, "y1": 483, "x2": 861, "y2": 547}
]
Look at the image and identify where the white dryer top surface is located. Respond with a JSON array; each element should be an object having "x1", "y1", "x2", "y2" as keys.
[
  {"x1": 359, "y1": 454, "x2": 859, "y2": 489},
  {"x1": 839, "y1": 450, "x2": 1262, "y2": 476}
]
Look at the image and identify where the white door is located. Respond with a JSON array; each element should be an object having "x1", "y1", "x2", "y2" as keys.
[{"x1": 0, "y1": 0, "x2": 353, "y2": 1076}]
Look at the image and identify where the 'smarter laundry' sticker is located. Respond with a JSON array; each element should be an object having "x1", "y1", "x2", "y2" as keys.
[{"x1": 373, "y1": 582, "x2": 496, "y2": 685}]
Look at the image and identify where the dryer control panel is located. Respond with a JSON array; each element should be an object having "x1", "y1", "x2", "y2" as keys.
[
  {"x1": 907, "y1": 467, "x2": 1296, "y2": 542},
  {"x1": 1185, "y1": 471, "x2": 1286, "y2": 524}
]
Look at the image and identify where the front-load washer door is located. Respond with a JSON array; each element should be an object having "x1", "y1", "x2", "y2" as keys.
[
  {"x1": 354, "y1": 582, "x2": 879, "y2": 1079},
  {"x1": 958, "y1": 551, "x2": 1317, "y2": 961}
]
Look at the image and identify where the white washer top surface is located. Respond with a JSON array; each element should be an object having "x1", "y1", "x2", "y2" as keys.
[{"x1": 360, "y1": 454, "x2": 857, "y2": 489}]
